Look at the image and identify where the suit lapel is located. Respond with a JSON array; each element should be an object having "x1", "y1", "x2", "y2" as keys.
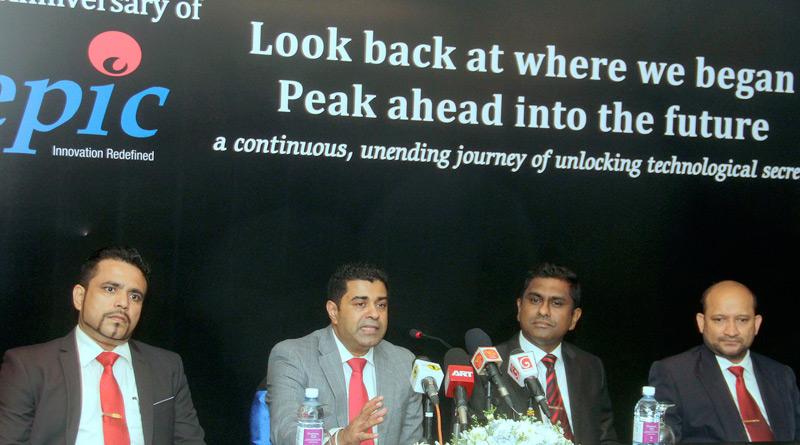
[
  {"x1": 562, "y1": 343, "x2": 585, "y2": 440},
  {"x1": 319, "y1": 327, "x2": 348, "y2": 428},
  {"x1": 131, "y1": 341, "x2": 154, "y2": 445},
  {"x1": 752, "y1": 354, "x2": 787, "y2": 439},
  {"x1": 697, "y1": 346, "x2": 748, "y2": 441},
  {"x1": 59, "y1": 332, "x2": 82, "y2": 445},
  {"x1": 373, "y1": 342, "x2": 391, "y2": 440}
]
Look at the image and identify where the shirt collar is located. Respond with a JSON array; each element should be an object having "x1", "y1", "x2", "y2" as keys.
[
  {"x1": 715, "y1": 349, "x2": 753, "y2": 375},
  {"x1": 330, "y1": 327, "x2": 375, "y2": 366},
  {"x1": 518, "y1": 331, "x2": 563, "y2": 363},
  {"x1": 75, "y1": 325, "x2": 133, "y2": 368}
]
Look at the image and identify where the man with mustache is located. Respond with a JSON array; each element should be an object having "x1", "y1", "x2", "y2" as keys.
[
  {"x1": 470, "y1": 263, "x2": 619, "y2": 445},
  {"x1": 266, "y1": 263, "x2": 422, "y2": 445},
  {"x1": 0, "y1": 246, "x2": 206, "y2": 444},
  {"x1": 649, "y1": 280, "x2": 800, "y2": 442}
]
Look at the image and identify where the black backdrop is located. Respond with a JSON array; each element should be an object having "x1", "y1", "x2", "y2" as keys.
[{"x1": 1, "y1": 1, "x2": 798, "y2": 443}]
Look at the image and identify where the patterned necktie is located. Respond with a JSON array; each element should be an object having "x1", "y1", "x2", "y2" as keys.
[
  {"x1": 541, "y1": 354, "x2": 574, "y2": 441},
  {"x1": 727, "y1": 366, "x2": 774, "y2": 441},
  {"x1": 347, "y1": 358, "x2": 374, "y2": 445},
  {"x1": 96, "y1": 352, "x2": 131, "y2": 445}
]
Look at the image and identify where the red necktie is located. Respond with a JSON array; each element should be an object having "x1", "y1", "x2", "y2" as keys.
[
  {"x1": 346, "y1": 358, "x2": 374, "y2": 445},
  {"x1": 542, "y1": 354, "x2": 574, "y2": 441},
  {"x1": 727, "y1": 366, "x2": 774, "y2": 442},
  {"x1": 96, "y1": 352, "x2": 131, "y2": 445}
]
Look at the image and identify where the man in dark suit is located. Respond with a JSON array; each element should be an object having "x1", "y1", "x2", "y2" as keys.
[
  {"x1": 266, "y1": 263, "x2": 422, "y2": 445},
  {"x1": 470, "y1": 263, "x2": 619, "y2": 445},
  {"x1": 0, "y1": 246, "x2": 206, "y2": 444},
  {"x1": 649, "y1": 280, "x2": 800, "y2": 442}
]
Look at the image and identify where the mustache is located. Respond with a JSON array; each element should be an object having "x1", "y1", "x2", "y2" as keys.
[
  {"x1": 533, "y1": 316, "x2": 555, "y2": 326},
  {"x1": 103, "y1": 311, "x2": 130, "y2": 323}
]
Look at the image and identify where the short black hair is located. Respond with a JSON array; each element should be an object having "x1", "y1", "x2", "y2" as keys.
[
  {"x1": 79, "y1": 246, "x2": 151, "y2": 287},
  {"x1": 520, "y1": 262, "x2": 581, "y2": 309},
  {"x1": 700, "y1": 281, "x2": 758, "y2": 313},
  {"x1": 326, "y1": 263, "x2": 388, "y2": 305}
]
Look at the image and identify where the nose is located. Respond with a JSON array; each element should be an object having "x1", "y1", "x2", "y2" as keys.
[
  {"x1": 114, "y1": 292, "x2": 129, "y2": 309},
  {"x1": 365, "y1": 302, "x2": 380, "y2": 319},
  {"x1": 723, "y1": 319, "x2": 739, "y2": 337},
  {"x1": 537, "y1": 300, "x2": 551, "y2": 317}
]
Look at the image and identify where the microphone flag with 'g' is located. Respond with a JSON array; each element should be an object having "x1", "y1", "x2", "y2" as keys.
[
  {"x1": 508, "y1": 349, "x2": 550, "y2": 419},
  {"x1": 410, "y1": 357, "x2": 444, "y2": 406}
]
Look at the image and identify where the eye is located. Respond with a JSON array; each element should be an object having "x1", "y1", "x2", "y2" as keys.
[
  {"x1": 129, "y1": 293, "x2": 143, "y2": 303},
  {"x1": 551, "y1": 299, "x2": 564, "y2": 307},
  {"x1": 103, "y1": 286, "x2": 116, "y2": 293},
  {"x1": 355, "y1": 301, "x2": 366, "y2": 308},
  {"x1": 377, "y1": 302, "x2": 388, "y2": 309}
]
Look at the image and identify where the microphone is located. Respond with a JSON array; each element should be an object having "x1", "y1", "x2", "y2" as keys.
[
  {"x1": 464, "y1": 328, "x2": 516, "y2": 413},
  {"x1": 443, "y1": 348, "x2": 475, "y2": 426},
  {"x1": 409, "y1": 328, "x2": 454, "y2": 349},
  {"x1": 507, "y1": 348, "x2": 550, "y2": 419},
  {"x1": 410, "y1": 357, "x2": 444, "y2": 406}
]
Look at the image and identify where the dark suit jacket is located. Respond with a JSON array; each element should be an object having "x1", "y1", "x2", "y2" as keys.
[
  {"x1": 0, "y1": 330, "x2": 206, "y2": 445},
  {"x1": 469, "y1": 335, "x2": 619, "y2": 445},
  {"x1": 648, "y1": 345, "x2": 800, "y2": 443},
  {"x1": 266, "y1": 326, "x2": 422, "y2": 445}
]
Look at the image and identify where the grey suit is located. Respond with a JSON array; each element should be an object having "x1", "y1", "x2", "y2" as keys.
[
  {"x1": 266, "y1": 326, "x2": 422, "y2": 445},
  {"x1": 0, "y1": 330, "x2": 206, "y2": 445}
]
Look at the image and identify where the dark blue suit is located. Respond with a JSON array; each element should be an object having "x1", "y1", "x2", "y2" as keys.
[{"x1": 648, "y1": 345, "x2": 800, "y2": 442}]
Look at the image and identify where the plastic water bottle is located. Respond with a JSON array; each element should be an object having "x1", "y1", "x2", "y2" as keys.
[
  {"x1": 632, "y1": 386, "x2": 660, "y2": 445},
  {"x1": 296, "y1": 387, "x2": 324, "y2": 445}
]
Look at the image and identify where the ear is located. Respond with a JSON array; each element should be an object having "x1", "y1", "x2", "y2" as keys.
[
  {"x1": 568, "y1": 307, "x2": 583, "y2": 331},
  {"x1": 696, "y1": 313, "x2": 705, "y2": 334},
  {"x1": 72, "y1": 284, "x2": 86, "y2": 311},
  {"x1": 516, "y1": 298, "x2": 522, "y2": 323},
  {"x1": 754, "y1": 314, "x2": 763, "y2": 335},
  {"x1": 326, "y1": 300, "x2": 339, "y2": 325}
]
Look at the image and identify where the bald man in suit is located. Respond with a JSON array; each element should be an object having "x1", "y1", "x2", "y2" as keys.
[{"x1": 649, "y1": 281, "x2": 800, "y2": 442}]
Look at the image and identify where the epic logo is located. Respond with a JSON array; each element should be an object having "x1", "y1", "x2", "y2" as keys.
[{"x1": 0, "y1": 31, "x2": 169, "y2": 155}]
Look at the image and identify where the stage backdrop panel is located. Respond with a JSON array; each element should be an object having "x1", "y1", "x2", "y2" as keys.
[{"x1": 1, "y1": 1, "x2": 798, "y2": 442}]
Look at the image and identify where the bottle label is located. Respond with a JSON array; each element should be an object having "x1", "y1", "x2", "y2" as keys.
[
  {"x1": 297, "y1": 427, "x2": 323, "y2": 445},
  {"x1": 633, "y1": 420, "x2": 660, "y2": 443}
]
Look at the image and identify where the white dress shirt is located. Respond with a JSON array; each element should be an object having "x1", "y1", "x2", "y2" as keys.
[
  {"x1": 331, "y1": 329, "x2": 378, "y2": 444},
  {"x1": 519, "y1": 332, "x2": 574, "y2": 426},
  {"x1": 75, "y1": 326, "x2": 145, "y2": 445},
  {"x1": 714, "y1": 350, "x2": 772, "y2": 439}
]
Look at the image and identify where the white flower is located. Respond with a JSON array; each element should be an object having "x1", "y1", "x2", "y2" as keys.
[{"x1": 411, "y1": 415, "x2": 573, "y2": 445}]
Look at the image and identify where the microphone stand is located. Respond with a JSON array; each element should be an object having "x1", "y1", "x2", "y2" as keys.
[
  {"x1": 423, "y1": 397, "x2": 434, "y2": 444},
  {"x1": 484, "y1": 379, "x2": 493, "y2": 412}
]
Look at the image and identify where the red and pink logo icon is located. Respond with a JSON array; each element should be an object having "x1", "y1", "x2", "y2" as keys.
[{"x1": 87, "y1": 31, "x2": 142, "y2": 77}]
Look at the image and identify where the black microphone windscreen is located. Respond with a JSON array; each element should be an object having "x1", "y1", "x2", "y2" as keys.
[
  {"x1": 464, "y1": 328, "x2": 493, "y2": 355},
  {"x1": 443, "y1": 348, "x2": 471, "y2": 368}
]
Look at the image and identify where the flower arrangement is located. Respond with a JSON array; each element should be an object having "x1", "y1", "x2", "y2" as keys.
[{"x1": 413, "y1": 410, "x2": 574, "y2": 445}]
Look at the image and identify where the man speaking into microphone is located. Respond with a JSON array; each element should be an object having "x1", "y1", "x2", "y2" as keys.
[
  {"x1": 470, "y1": 263, "x2": 619, "y2": 445},
  {"x1": 266, "y1": 263, "x2": 422, "y2": 445}
]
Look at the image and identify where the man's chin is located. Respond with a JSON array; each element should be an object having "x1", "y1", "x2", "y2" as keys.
[{"x1": 716, "y1": 346, "x2": 747, "y2": 362}]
